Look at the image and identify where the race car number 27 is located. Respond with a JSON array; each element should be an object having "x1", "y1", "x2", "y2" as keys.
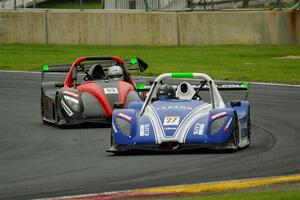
[
  {"x1": 163, "y1": 116, "x2": 180, "y2": 126},
  {"x1": 104, "y1": 88, "x2": 118, "y2": 94}
]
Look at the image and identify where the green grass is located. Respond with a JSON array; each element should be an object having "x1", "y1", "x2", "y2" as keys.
[
  {"x1": 174, "y1": 189, "x2": 300, "y2": 200},
  {"x1": 34, "y1": 1, "x2": 103, "y2": 9},
  {"x1": 0, "y1": 44, "x2": 299, "y2": 84}
]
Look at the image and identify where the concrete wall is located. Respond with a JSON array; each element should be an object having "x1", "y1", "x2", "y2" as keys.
[
  {"x1": 46, "y1": 11, "x2": 178, "y2": 45},
  {"x1": 179, "y1": 11, "x2": 300, "y2": 45},
  {"x1": 0, "y1": 10, "x2": 46, "y2": 43},
  {"x1": 0, "y1": 10, "x2": 299, "y2": 45}
]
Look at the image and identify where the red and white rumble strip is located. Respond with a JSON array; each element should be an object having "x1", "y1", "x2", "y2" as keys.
[{"x1": 37, "y1": 174, "x2": 300, "y2": 200}]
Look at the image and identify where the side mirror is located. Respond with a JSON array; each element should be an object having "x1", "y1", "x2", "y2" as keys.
[
  {"x1": 230, "y1": 100, "x2": 241, "y2": 107},
  {"x1": 114, "y1": 102, "x2": 124, "y2": 109},
  {"x1": 137, "y1": 57, "x2": 148, "y2": 72}
]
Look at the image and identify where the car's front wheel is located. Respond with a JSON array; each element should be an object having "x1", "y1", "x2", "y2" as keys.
[
  {"x1": 55, "y1": 94, "x2": 63, "y2": 127},
  {"x1": 232, "y1": 114, "x2": 240, "y2": 150}
]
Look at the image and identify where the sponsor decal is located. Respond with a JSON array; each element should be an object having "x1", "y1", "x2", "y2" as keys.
[
  {"x1": 63, "y1": 91, "x2": 79, "y2": 98},
  {"x1": 104, "y1": 87, "x2": 118, "y2": 94},
  {"x1": 193, "y1": 123, "x2": 205, "y2": 135},
  {"x1": 211, "y1": 112, "x2": 227, "y2": 120},
  {"x1": 118, "y1": 113, "x2": 132, "y2": 121},
  {"x1": 164, "y1": 127, "x2": 177, "y2": 130},
  {"x1": 163, "y1": 116, "x2": 180, "y2": 126},
  {"x1": 140, "y1": 124, "x2": 150, "y2": 137},
  {"x1": 215, "y1": 84, "x2": 243, "y2": 88},
  {"x1": 156, "y1": 105, "x2": 193, "y2": 111}
]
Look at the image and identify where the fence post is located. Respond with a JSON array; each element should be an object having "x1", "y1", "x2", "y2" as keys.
[
  {"x1": 80, "y1": 0, "x2": 83, "y2": 11},
  {"x1": 277, "y1": 0, "x2": 283, "y2": 10},
  {"x1": 144, "y1": 0, "x2": 148, "y2": 11},
  {"x1": 14, "y1": 0, "x2": 16, "y2": 10},
  {"x1": 211, "y1": 0, "x2": 215, "y2": 10}
]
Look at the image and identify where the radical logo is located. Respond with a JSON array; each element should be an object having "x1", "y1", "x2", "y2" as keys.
[{"x1": 156, "y1": 105, "x2": 193, "y2": 111}]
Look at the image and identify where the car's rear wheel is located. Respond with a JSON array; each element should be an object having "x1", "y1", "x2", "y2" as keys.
[
  {"x1": 41, "y1": 88, "x2": 45, "y2": 121},
  {"x1": 247, "y1": 108, "x2": 251, "y2": 146}
]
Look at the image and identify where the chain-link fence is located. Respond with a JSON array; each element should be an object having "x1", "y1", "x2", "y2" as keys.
[
  {"x1": 103, "y1": 0, "x2": 299, "y2": 10},
  {"x1": 1, "y1": 0, "x2": 46, "y2": 9},
  {"x1": 1, "y1": 0, "x2": 298, "y2": 10}
]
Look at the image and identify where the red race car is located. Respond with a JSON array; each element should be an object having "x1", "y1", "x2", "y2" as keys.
[{"x1": 41, "y1": 56, "x2": 148, "y2": 126}]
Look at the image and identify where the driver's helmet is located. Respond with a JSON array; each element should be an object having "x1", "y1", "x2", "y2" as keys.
[
  {"x1": 108, "y1": 65, "x2": 123, "y2": 79},
  {"x1": 156, "y1": 84, "x2": 176, "y2": 100}
]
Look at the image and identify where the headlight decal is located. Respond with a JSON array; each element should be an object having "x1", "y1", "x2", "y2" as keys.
[
  {"x1": 115, "y1": 117, "x2": 132, "y2": 137},
  {"x1": 64, "y1": 95, "x2": 79, "y2": 104},
  {"x1": 61, "y1": 100, "x2": 73, "y2": 116},
  {"x1": 63, "y1": 95, "x2": 80, "y2": 112},
  {"x1": 210, "y1": 116, "x2": 227, "y2": 135}
]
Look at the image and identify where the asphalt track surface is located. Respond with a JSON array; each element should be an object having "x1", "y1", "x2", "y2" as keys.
[{"x1": 0, "y1": 71, "x2": 299, "y2": 200}]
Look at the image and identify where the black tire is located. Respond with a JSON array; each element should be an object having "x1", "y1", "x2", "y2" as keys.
[
  {"x1": 247, "y1": 107, "x2": 251, "y2": 146},
  {"x1": 55, "y1": 94, "x2": 63, "y2": 127},
  {"x1": 232, "y1": 114, "x2": 240, "y2": 150},
  {"x1": 40, "y1": 88, "x2": 46, "y2": 124},
  {"x1": 110, "y1": 128, "x2": 114, "y2": 147}
]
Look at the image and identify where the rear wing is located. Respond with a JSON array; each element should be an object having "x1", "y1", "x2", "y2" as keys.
[
  {"x1": 41, "y1": 57, "x2": 148, "y2": 81},
  {"x1": 137, "y1": 82, "x2": 249, "y2": 100},
  {"x1": 137, "y1": 82, "x2": 249, "y2": 91}
]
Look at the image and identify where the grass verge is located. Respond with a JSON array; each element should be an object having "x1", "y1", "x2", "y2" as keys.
[
  {"x1": 32, "y1": 0, "x2": 103, "y2": 9},
  {"x1": 0, "y1": 44, "x2": 299, "y2": 84}
]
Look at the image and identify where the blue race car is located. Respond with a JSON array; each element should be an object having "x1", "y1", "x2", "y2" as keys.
[{"x1": 107, "y1": 73, "x2": 251, "y2": 153}]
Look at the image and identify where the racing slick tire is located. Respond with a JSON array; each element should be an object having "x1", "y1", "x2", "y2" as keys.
[
  {"x1": 247, "y1": 107, "x2": 251, "y2": 146},
  {"x1": 55, "y1": 94, "x2": 65, "y2": 128},
  {"x1": 40, "y1": 88, "x2": 46, "y2": 124},
  {"x1": 232, "y1": 114, "x2": 240, "y2": 151}
]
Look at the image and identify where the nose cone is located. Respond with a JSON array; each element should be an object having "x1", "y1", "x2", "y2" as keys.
[{"x1": 152, "y1": 100, "x2": 205, "y2": 137}]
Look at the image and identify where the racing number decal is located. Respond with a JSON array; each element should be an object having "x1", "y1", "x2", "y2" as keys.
[
  {"x1": 163, "y1": 116, "x2": 180, "y2": 126},
  {"x1": 104, "y1": 88, "x2": 118, "y2": 94}
]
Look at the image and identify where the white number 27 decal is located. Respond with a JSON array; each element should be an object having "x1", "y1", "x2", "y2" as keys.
[{"x1": 163, "y1": 116, "x2": 180, "y2": 126}]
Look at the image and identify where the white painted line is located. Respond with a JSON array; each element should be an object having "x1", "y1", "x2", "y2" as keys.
[
  {"x1": 0, "y1": 70, "x2": 299, "y2": 87},
  {"x1": 34, "y1": 190, "x2": 130, "y2": 200}
]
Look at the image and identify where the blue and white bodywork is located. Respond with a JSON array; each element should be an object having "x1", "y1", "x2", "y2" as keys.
[{"x1": 108, "y1": 73, "x2": 251, "y2": 153}]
